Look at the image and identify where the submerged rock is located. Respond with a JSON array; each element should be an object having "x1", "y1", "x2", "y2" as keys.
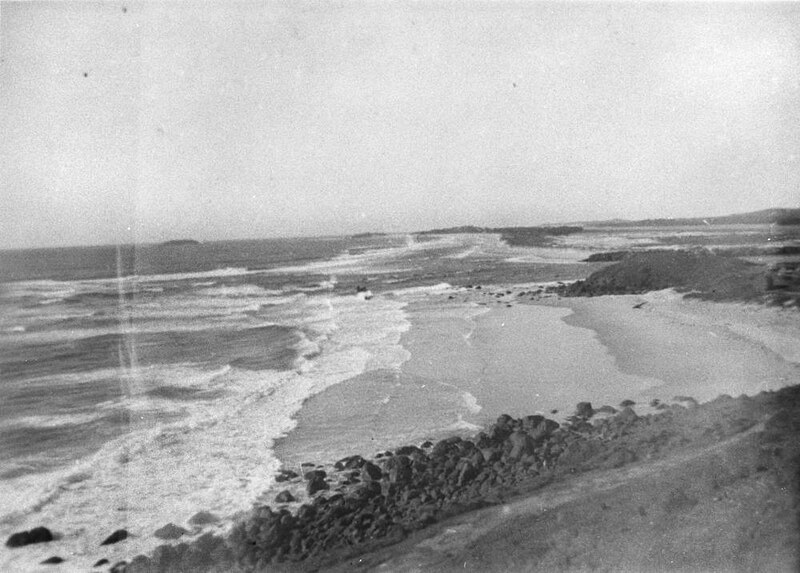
[{"x1": 40, "y1": 556, "x2": 64, "y2": 564}]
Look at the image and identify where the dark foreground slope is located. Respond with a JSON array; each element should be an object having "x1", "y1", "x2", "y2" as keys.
[{"x1": 102, "y1": 383, "x2": 800, "y2": 573}]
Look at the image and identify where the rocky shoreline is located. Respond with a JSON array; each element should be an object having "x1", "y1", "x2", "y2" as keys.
[{"x1": 11, "y1": 381, "x2": 793, "y2": 572}]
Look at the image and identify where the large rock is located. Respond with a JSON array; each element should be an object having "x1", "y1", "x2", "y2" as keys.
[
  {"x1": 521, "y1": 415, "x2": 545, "y2": 432},
  {"x1": 100, "y1": 529, "x2": 129, "y2": 545},
  {"x1": 457, "y1": 461, "x2": 479, "y2": 487},
  {"x1": 307, "y1": 474, "x2": 329, "y2": 496},
  {"x1": 275, "y1": 490, "x2": 296, "y2": 503},
  {"x1": 188, "y1": 511, "x2": 220, "y2": 526},
  {"x1": 575, "y1": 402, "x2": 594, "y2": 419},
  {"x1": 334, "y1": 455, "x2": 365, "y2": 471},
  {"x1": 360, "y1": 461, "x2": 383, "y2": 482},
  {"x1": 616, "y1": 406, "x2": 639, "y2": 425},
  {"x1": 507, "y1": 430, "x2": 536, "y2": 460},
  {"x1": 154, "y1": 523, "x2": 189, "y2": 540},
  {"x1": 386, "y1": 455, "x2": 412, "y2": 484},
  {"x1": 304, "y1": 469, "x2": 326, "y2": 481},
  {"x1": 533, "y1": 418, "x2": 560, "y2": 440},
  {"x1": 395, "y1": 445, "x2": 424, "y2": 457},
  {"x1": 275, "y1": 469, "x2": 299, "y2": 482},
  {"x1": 6, "y1": 526, "x2": 54, "y2": 548}
]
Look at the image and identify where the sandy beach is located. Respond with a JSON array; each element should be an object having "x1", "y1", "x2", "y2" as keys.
[
  {"x1": 234, "y1": 283, "x2": 799, "y2": 573},
  {"x1": 405, "y1": 285, "x2": 799, "y2": 417}
]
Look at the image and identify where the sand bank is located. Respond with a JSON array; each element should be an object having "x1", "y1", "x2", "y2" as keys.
[
  {"x1": 278, "y1": 286, "x2": 799, "y2": 475},
  {"x1": 554, "y1": 290, "x2": 800, "y2": 405}
]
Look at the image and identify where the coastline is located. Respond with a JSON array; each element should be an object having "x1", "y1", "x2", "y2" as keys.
[{"x1": 7, "y1": 284, "x2": 799, "y2": 572}]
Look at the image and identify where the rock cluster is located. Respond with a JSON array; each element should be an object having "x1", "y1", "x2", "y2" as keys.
[
  {"x1": 221, "y1": 405, "x2": 650, "y2": 568},
  {"x1": 115, "y1": 387, "x2": 784, "y2": 572},
  {"x1": 5, "y1": 526, "x2": 53, "y2": 548}
]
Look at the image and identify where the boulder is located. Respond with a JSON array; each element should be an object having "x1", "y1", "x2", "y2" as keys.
[
  {"x1": 360, "y1": 461, "x2": 383, "y2": 482},
  {"x1": 100, "y1": 529, "x2": 129, "y2": 545},
  {"x1": 507, "y1": 430, "x2": 536, "y2": 459},
  {"x1": 521, "y1": 415, "x2": 545, "y2": 432},
  {"x1": 334, "y1": 455, "x2": 365, "y2": 471},
  {"x1": 387, "y1": 455, "x2": 412, "y2": 484},
  {"x1": 275, "y1": 469, "x2": 299, "y2": 482},
  {"x1": 616, "y1": 406, "x2": 639, "y2": 425},
  {"x1": 575, "y1": 402, "x2": 594, "y2": 419},
  {"x1": 307, "y1": 475, "x2": 329, "y2": 496},
  {"x1": 595, "y1": 405, "x2": 618, "y2": 415},
  {"x1": 354, "y1": 481, "x2": 382, "y2": 499},
  {"x1": 188, "y1": 511, "x2": 220, "y2": 526},
  {"x1": 481, "y1": 447, "x2": 501, "y2": 463},
  {"x1": 395, "y1": 445, "x2": 424, "y2": 457},
  {"x1": 457, "y1": 462, "x2": 479, "y2": 487},
  {"x1": 528, "y1": 419, "x2": 559, "y2": 442},
  {"x1": 6, "y1": 526, "x2": 54, "y2": 548},
  {"x1": 275, "y1": 490, "x2": 296, "y2": 503},
  {"x1": 94, "y1": 559, "x2": 110, "y2": 567},
  {"x1": 154, "y1": 523, "x2": 189, "y2": 540},
  {"x1": 303, "y1": 469, "x2": 326, "y2": 481},
  {"x1": 40, "y1": 556, "x2": 64, "y2": 565}
]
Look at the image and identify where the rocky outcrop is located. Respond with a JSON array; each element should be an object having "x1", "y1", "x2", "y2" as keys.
[
  {"x1": 555, "y1": 249, "x2": 767, "y2": 302},
  {"x1": 154, "y1": 523, "x2": 189, "y2": 540},
  {"x1": 5, "y1": 526, "x2": 54, "y2": 548},
  {"x1": 187, "y1": 511, "x2": 219, "y2": 526},
  {"x1": 100, "y1": 529, "x2": 128, "y2": 545},
  {"x1": 123, "y1": 387, "x2": 798, "y2": 572}
]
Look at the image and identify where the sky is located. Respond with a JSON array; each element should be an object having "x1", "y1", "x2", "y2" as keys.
[{"x1": 1, "y1": 1, "x2": 799, "y2": 248}]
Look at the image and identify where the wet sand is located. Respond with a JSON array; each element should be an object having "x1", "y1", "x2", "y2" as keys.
[
  {"x1": 277, "y1": 286, "x2": 800, "y2": 476},
  {"x1": 554, "y1": 290, "x2": 800, "y2": 404}
]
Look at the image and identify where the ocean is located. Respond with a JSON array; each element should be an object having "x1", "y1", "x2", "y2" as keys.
[{"x1": 0, "y1": 232, "x2": 596, "y2": 568}]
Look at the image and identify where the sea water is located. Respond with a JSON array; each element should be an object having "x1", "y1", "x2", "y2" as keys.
[{"x1": 0, "y1": 233, "x2": 558, "y2": 569}]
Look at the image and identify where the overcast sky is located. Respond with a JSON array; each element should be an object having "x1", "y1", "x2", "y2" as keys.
[{"x1": 1, "y1": 2, "x2": 799, "y2": 248}]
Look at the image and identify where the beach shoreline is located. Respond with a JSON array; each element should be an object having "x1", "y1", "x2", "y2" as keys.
[
  {"x1": 5, "y1": 251, "x2": 800, "y2": 572},
  {"x1": 17, "y1": 282, "x2": 789, "y2": 572}
]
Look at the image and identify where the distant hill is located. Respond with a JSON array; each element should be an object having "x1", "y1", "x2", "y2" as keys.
[
  {"x1": 582, "y1": 208, "x2": 800, "y2": 227},
  {"x1": 351, "y1": 232, "x2": 387, "y2": 239},
  {"x1": 159, "y1": 239, "x2": 200, "y2": 246}
]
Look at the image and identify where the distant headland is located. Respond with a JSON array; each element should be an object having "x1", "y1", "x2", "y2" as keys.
[{"x1": 159, "y1": 239, "x2": 200, "y2": 247}]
